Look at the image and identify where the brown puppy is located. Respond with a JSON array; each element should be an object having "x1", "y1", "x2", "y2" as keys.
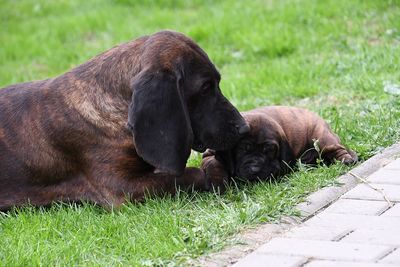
[
  {"x1": 202, "y1": 106, "x2": 357, "y2": 186},
  {"x1": 0, "y1": 30, "x2": 249, "y2": 210}
]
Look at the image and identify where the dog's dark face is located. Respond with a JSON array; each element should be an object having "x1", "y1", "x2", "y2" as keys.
[
  {"x1": 216, "y1": 114, "x2": 293, "y2": 181},
  {"x1": 184, "y1": 69, "x2": 247, "y2": 152},
  {"x1": 128, "y1": 31, "x2": 248, "y2": 175}
]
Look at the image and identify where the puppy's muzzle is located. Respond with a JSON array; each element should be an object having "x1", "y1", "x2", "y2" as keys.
[{"x1": 249, "y1": 165, "x2": 262, "y2": 174}]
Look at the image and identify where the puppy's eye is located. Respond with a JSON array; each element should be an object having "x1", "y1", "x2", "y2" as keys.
[
  {"x1": 263, "y1": 143, "x2": 278, "y2": 158},
  {"x1": 244, "y1": 143, "x2": 253, "y2": 152},
  {"x1": 262, "y1": 144, "x2": 270, "y2": 153}
]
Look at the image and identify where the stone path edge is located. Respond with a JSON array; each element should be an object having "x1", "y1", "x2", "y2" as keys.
[{"x1": 193, "y1": 142, "x2": 400, "y2": 267}]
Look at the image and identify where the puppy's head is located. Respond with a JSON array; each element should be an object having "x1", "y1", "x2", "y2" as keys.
[
  {"x1": 128, "y1": 31, "x2": 248, "y2": 175},
  {"x1": 216, "y1": 113, "x2": 294, "y2": 181}
]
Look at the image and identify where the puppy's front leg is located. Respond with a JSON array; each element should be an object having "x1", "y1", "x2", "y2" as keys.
[{"x1": 316, "y1": 128, "x2": 358, "y2": 165}]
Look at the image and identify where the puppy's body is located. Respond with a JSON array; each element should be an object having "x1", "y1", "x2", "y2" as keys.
[
  {"x1": 246, "y1": 106, "x2": 356, "y2": 164},
  {"x1": 0, "y1": 31, "x2": 248, "y2": 210},
  {"x1": 202, "y1": 106, "x2": 357, "y2": 182}
]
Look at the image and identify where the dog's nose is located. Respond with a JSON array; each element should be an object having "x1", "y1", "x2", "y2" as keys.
[
  {"x1": 236, "y1": 123, "x2": 250, "y2": 135},
  {"x1": 249, "y1": 165, "x2": 261, "y2": 174}
]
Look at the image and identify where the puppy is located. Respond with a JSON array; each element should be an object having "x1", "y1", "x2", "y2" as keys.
[
  {"x1": 202, "y1": 106, "x2": 357, "y2": 185},
  {"x1": 0, "y1": 30, "x2": 249, "y2": 210}
]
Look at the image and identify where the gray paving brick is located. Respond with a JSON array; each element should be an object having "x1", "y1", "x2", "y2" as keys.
[
  {"x1": 324, "y1": 199, "x2": 389, "y2": 215},
  {"x1": 380, "y1": 248, "x2": 400, "y2": 264},
  {"x1": 303, "y1": 213, "x2": 400, "y2": 230},
  {"x1": 283, "y1": 226, "x2": 351, "y2": 241},
  {"x1": 342, "y1": 183, "x2": 400, "y2": 202},
  {"x1": 239, "y1": 223, "x2": 289, "y2": 244},
  {"x1": 382, "y1": 159, "x2": 400, "y2": 170},
  {"x1": 296, "y1": 185, "x2": 354, "y2": 219},
  {"x1": 341, "y1": 228, "x2": 400, "y2": 246},
  {"x1": 256, "y1": 238, "x2": 390, "y2": 261},
  {"x1": 305, "y1": 260, "x2": 396, "y2": 267},
  {"x1": 205, "y1": 153, "x2": 400, "y2": 267},
  {"x1": 232, "y1": 253, "x2": 307, "y2": 267},
  {"x1": 381, "y1": 203, "x2": 400, "y2": 217},
  {"x1": 367, "y1": 169, "x2": 400, "y2": 185}
]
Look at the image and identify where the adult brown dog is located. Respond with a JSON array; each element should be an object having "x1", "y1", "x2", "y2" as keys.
[
  {"x1": 202, "y1": 106, "x2": 357, "y2": 186},
  {"x1": 0, "y1": 30, "x2": 249, "y2": 210}
]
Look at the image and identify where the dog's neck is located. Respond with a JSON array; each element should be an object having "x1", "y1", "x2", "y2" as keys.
[
  {"x1": 71, "y1": 40, "x2": 144, "y2": 97},
  {"x1": 59, "y1": 40, "x2": 146, "y2": 135}
]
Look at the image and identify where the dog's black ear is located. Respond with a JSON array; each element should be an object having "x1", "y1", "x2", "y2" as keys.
[
  {"x1": 215, "y1": 150, "x2": 235, "y2": 177},
  {"x1": 128, "y1": 69, "x2": 192, "y2": 176}
]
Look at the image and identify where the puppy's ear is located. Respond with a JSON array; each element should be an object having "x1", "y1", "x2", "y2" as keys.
[
  {"x1": 215, "y1": 150, "x2": 235, "y2": 177},
  {"x1": 279, "y1": 138, "x2": 295, "y2": 168},
  {"x1": 128, "y1": 69, "x2": 192, "y2": 176}
]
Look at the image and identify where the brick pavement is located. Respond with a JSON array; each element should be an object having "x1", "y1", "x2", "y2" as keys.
[{"x1": 232, "y1": 158, "x2": 400, "y2": 267}]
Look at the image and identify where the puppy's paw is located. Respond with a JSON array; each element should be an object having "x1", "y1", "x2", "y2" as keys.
[
  {"x1": 341, "y1": 149, "x2": 358, "y2": 165},
  {"x1": 325, "y1": 145, "x2": 358, "y2": 166}
]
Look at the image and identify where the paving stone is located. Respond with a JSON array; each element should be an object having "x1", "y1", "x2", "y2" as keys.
[
  {"x1": 342, "y1": 183, "x2": 400, "y2": 202},
  {"x1": 256, "y1": 238, "x2": 390, "y2": 261},
  {"x1": 382, "y1": 159, "x2": 400, "y2": 170},
  {"x1": 381, "y1": 203, "x2": 400, "y2": 217},
  {"x1": 239, "y1": 223, "x2": 289, "y2": 244},
  {"x1": 198, "y1": 152, "x2": 400, "y2": 267},
  {"x1": 232, "y1": 253, "x2": 307, "y2": 267},
  {"x1": 341, "y1": 228, "x2": 400, "y2": 246},
  {"x1": 305, "y1": 260, "x2": 396, "y2": 267},
  {"x1": 303, "y1": 213, "x2": 400, "y2": 230},
  {"x1": 324, "y1": 199, "x2": 389, "y2": 215},
  {"x1": 283, "y1": 226, "x2": 352, "y2": 241},
  {"x1": 380, "y1": 248, "x2": 400, "y2": 265},
  {"x1": 296, "y1": 185, "x2": 353, "y2": 219},
  {"x1": 367, "y1": 169, "x2": 400, "y2": 185}
]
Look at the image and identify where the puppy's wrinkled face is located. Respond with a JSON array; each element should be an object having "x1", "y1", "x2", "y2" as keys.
[
  {"x1": 216, "y1": 114, "x2": 292, "y2": 181},
  {"x1": 233, "y1": 137, "x2": 282, "y2": 181}
]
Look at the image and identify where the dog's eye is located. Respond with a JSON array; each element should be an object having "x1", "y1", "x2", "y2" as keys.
[{"x1": 200, "y1": 82, "x2": 212, "y2": 95}]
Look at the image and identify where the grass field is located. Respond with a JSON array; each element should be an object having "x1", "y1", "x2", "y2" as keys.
[{"x1": 1, "y1": 0, "x2": 400, "y2": 265}]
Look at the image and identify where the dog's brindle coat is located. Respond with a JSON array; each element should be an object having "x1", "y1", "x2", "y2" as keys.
[
  {"x1": 202, "y1": 106, "x2": 357, "y2": 186},
  {"x1": 0, "y1": 30, "x2": 248, "y2": 210}
]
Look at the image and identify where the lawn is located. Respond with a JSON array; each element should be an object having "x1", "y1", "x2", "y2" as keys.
[{"x1": 1, "y1": 0, "x2": 399, "y2": 265}]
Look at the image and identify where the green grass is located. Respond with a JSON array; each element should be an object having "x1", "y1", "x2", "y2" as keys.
[{"x1": 1, "y1": 0, "x2": 400, "y2": 265}]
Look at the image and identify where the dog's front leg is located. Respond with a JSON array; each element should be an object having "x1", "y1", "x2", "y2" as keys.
[{"x1": 125, "y1": 167, "x2": 210, "y2": 202}]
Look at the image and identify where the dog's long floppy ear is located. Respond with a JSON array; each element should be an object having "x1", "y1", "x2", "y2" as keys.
[{"x1": 128, "y1": 69, "x2": 192, "y2": 176}]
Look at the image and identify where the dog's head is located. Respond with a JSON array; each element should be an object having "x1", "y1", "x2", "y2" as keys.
[
  {"x1": 128, "y1": 31, "x2": 248, "y2": 176},
  {"x1": 215, "y1": 112, "x2": 294, "y2": 181}
]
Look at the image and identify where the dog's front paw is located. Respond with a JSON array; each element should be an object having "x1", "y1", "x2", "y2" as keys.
[{"x1": 201, "y1": 155, "x2": 229, "y2": 192}]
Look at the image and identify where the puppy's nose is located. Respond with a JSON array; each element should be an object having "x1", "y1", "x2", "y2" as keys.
[
  {"x1": 249, "y1": 165, "x2": 261, "y2": 174},
  {"x1": 236, "y1": 123, "x2": 250, "y2": 135}
]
